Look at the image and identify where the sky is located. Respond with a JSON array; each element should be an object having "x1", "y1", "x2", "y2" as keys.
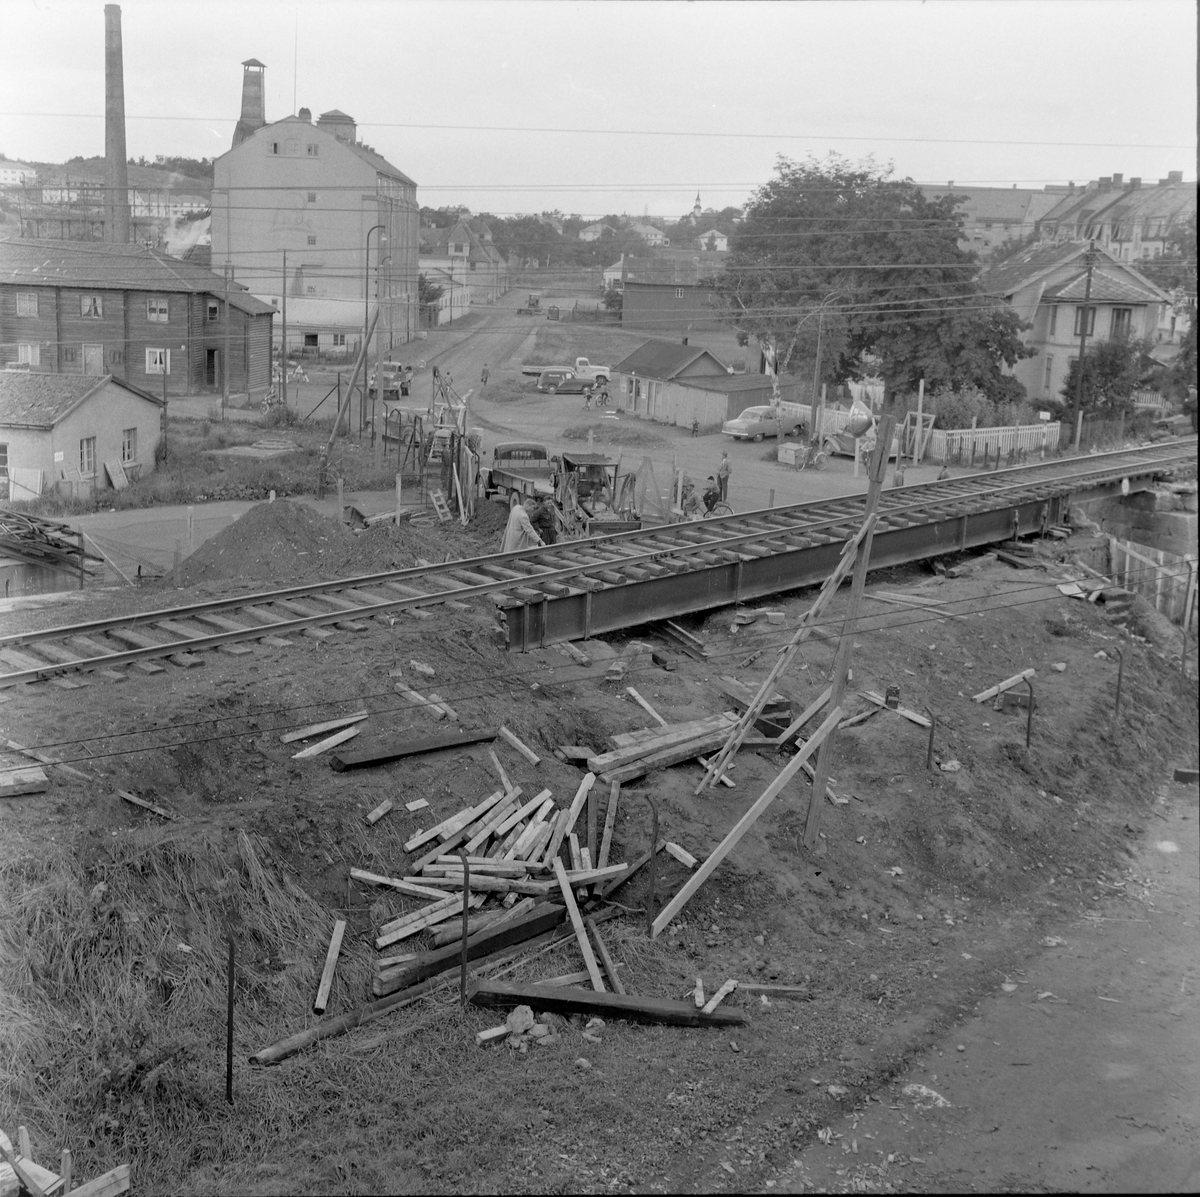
[{"x1": 0, "y1": 0, "x2": 1195, "y2": 218}]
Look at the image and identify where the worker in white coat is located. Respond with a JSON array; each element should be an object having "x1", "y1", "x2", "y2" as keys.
[{"x1": 502, "y1": 498, "x2": 544, "y2": 553}]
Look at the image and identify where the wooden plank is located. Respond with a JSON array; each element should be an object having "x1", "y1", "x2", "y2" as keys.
[
  {"x1": 585, "y1": 916, "x2": 626, "y2": 995},
  {"x1": 659, "y1": 620, "x2": 709, "y2": 661},
  {"x1": 652, "y1": 705, "x2": 842, "y2": 937},
  {"x1": 694, "y1": 978, "x2": 705, "y2": 1008},
  {"x1": 5, "y1": 739, "x2": 92, "y2": 781},
  {"x1": 774, "y1": 686, "x2": 833, "y2": 744},
  {"x1": 972, "y1": 669, "x2": 1036, "y2": 703},
  {"x1": 702, "y1": 978, "x2": 738, "y2": 1014},
  {"x1": 404, "y1": 790, "x2": 504, "y2": 852},
  {"x1": 860, "y1": 691, "x2": 932, "y2": 727},
  {"x1": 61, "y1": 1165, "x2": 130, "y2": 1197},
  {"x1": 405, "y1": 798, "x2": 429, "y2": 812},
  {"x1": 366, "y1": 798, "x2": 393, "y2": 825},
  {"x1": 348, "y1": 868, "x2": 448, "y2": 902},
  {"x1": 372, "y1": 902, "x2": 567, "y2": 997},
  {"x1": 738, "y1": 982, "x2": 812, "y2": 998},
  {"x1": 601, "y1": 728, "x2": 748, "y2": 784},
  {"x1": 313, "y1": 919, "x2": 347, "y2": 1014},
  {"x1": 552, "y1": 858, "x2": 605, "y2": 992},
  {"x1": 0, "y1": 767, "x2": 50, "y2": 798},
  {"x1": 469, "y1": 980, "x2": 746, "y2": 1027},
  {"x1": 487, "y1": 749, "x2": 514, "y2": 794},
  {"x1": 598, "y1": 780, "x2": 620, "y2": 868},
  {"x1": 665, "y1": 842, "x2": 698, "y2": 869},
  {"x1": 610, "y1": 713, "x2": 732, "y2": 749},
  {"x1": 116, "y1": 789, "x2": 174, "y2": 820},
  {"x1": 375, "y1": 898, "x2": 462, "y2": 949},
  {"x1": 279, "y1": 710, "x2": 369, "y2": 744},
  {"x1": 331, "y1": 727, "x2": 497, "y2": 772},
  {"x1": 292, "y1": 724, "x2": 360, "y2": 759},
  {"x1": 597, "y1": 840, "x2": 666, "y2": 898},
  {"x1": 498, "y1": 725, "x2": 541, "y2": 765},
  {"x1": 494, "y1": 789, "x2": 553, "y2": 837},
  {"x1": 625, "y1": 687, "x2": 668, "y2": 726},
  {"x1": 475, "y1": 1024, "x2": 510, "y2": 1047},
  {"x1": 426, "y1": 861, "x2": 528, "y2": 878},
  {"x1": 568, "y1": 832, "x2": 583, "y2": 872},
  {"x1": 545, "y1": 773, "x2": 595, "y2": 864},
  {"x1": 462, "y1": 794, "x2": 522, "y2": 855},
  {"x1": 589, "y1": 717, "x2": 735, "y2": 773},
  {"x1": 407, "y1": 874, "x2": 552, "y2": 897},
  {"x1": 562, "y1": 863, "x2": 629, "y2": 885}
]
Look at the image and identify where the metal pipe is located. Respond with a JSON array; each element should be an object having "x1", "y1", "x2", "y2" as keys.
[
  {"x1": 1114, "y1": 647, "x2": 1125, "y2": 718},
  {"x1": 924, "y1": 704, "x2": 936, "y2": 770}
]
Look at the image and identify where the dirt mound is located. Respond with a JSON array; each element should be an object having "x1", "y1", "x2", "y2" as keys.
[
  {"x1": 340, "y1": 500, "x2": 511, "y2": 574},
  {"x1": 176, "y1": 498, "x2": 356, "y2": 586}
]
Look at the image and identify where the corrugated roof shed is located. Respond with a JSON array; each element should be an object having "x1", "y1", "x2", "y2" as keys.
[
  {"x1": 612, "y1": 339, "x2": 728, "y2": 379},
  {"x1": 0, "y1": 372, "x2": 162, "y2": 429},
  {"x1": 0, "y1": 238, "x2": 274, "y2": 315}
]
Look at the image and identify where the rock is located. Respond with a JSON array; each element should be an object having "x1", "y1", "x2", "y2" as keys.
[
  {"x1": 582, "y1": 1032, "x2": 602, "y2": 1044},
  {"x1": 939, "y1": 759, "x2": 962, "y2": 773},
  {"x1": 1052, "y1": 662, "x2": 1067, "y2": 672},
  {"x1": 528, "y1": 1023, "x2": 550, "y2": 1038},
  {"x1": 1094, "y1": 650, "x2": 1108, "y2": 660},
  {"x1": 410, "y1": 660, "x2": 435, "y2": 677},
  {"x1": 752, "y1": 934, "x2": 765, "y2": 946},
  {"x1": 585, "y1": 1017, "x2": 605, "y2": 1031},
  {"x1": 536, "y1": 1033, "x2": 559, "y2": 1046},
  {"x1": 505, "y1": 1004, "x2": 536, "y2": 1035},
  {"x1": 574, "y1": 1057, "x2": 592, "y2": 1070}
]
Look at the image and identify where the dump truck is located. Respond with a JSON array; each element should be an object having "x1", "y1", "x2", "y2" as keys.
[{"x1": 484, "y1": 441, "x2": 558, "y2": 505}]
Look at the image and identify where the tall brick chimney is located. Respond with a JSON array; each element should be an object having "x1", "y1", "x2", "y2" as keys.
[
  {"x1": 104, "y1": 4, "x2": 131, "y2": 243},
  {"x1": 232, "y1": 59, "x2": 267, "y2": 147}
]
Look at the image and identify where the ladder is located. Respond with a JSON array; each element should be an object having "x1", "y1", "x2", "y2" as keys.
[{"x1": 429, "y1": 489, "x2": 453, "y2": 523}]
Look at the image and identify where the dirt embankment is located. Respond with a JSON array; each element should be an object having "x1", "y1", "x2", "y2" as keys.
[{"x1": 0, "y1": 527, "x2": 1195, "y2": 1195}]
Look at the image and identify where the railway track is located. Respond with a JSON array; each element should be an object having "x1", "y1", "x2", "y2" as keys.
[{"x1": 1, "y1": 439, "x2": 1193, "y2": 686}]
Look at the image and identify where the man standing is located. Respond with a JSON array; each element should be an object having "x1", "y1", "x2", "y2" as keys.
[
  {"x1": 502, "y1": 498, "x2": 544, "y2": 553},
  {"x1": 530, "y1": 497, "x2": 558, "y2": 545},
  {"x1": 717, "y1": 452, "x2": 731, "y2": 501},
  {"x1": 481, "y1": 363, "x2": 490, "y2": 387}
]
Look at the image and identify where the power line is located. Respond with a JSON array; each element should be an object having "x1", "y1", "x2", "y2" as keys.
[{"x1": 3, "y1": 111, "x2": 1194, "y2": 151}]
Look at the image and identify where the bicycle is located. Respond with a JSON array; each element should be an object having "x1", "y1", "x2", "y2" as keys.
[
  {"x1": 794, "y1": 438, "x2": 828, "y2": 471},
  {"x1": 261, "y1": 386, "x2": 287, "y2": 415}
]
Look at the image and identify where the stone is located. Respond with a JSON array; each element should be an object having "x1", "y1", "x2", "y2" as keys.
[
  {"x1": 1052, "y1": 662, "x2": 1067, "y2": 672},
  {"x1": 505, "y1": 1004, "x2": 535, "y2": 1035}
]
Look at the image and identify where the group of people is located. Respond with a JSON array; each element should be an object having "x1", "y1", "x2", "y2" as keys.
[
  {"x1": 502, "y1": 496, "x2": 557, "y2": 553},
  {"x1": 582, "y1": 385, "x2": 611, "y2": 410}
]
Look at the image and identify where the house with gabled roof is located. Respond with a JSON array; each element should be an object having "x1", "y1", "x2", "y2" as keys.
[
  {"x1": 0, "y1": 237, "x2": 275, "y2": 396},
  {"x1": 982, "y1": 240, "x2": 1169, "y2": 402}
]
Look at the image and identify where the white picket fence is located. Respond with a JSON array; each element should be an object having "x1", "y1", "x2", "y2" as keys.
[
  {"x1": 1109, "y1": 537, "x2": 1198, "y2": 633},
  {"x1": 1132, "y1": 390, "x2": 1167, "y2": 412},
  {"x1": 926, "y1": 422, "x2": 1061, "y2": 463}
]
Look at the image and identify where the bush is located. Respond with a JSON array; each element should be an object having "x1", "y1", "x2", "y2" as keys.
[{"x1": 895, "y1": 386, "x2": 1037, "y2": 430}]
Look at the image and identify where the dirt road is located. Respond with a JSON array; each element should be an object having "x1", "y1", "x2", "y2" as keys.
[{"x1": 769, "y1": 776, "x2": 1200, "y2": 1195}]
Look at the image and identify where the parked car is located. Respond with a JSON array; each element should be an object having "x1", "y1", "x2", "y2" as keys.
[
  {"x1": 721, "y1": 405, "x2": 802, "y2": 441},
  {"x1": 822, "y1": 427, "x2": 900, "y2": 460},
  {"x1": 535, "y1": 369, "x2": 594, "y2": 395}
]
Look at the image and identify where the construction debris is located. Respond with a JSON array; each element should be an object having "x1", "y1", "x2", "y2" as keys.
[
  {"x1": 313, "y1": 919, "x2": 347, "y2": 1014},
  {"x1": 498, "y1": 725, "x2": 541, "y2": 765},
  {"x1": 278, "y1": 710, "x2": 369, "y2": 744},
  {"x1": 0, "y1": 768, "x2": 49, "y2": 799},
  {"x1": 469, "y1": 980, "x2": 747, "y2": 1027},
  {"x1": 117, "y1": 789, "x2": 176, "y2": 820},
  {"x1": 701, "y1": 978, "x2": 738, "y2": 1014},
  {"x1": 330, "y1": 728, "x2": 496, "y2": 771},
  {"x1": 973, "y1": 669, "x2": 1036, "y2": 703}
]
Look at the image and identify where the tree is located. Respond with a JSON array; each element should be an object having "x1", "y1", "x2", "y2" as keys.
[
  {"x1": 417, "y1": 272, "x2": 444, "y2": 322},
  {"x1": 716, "y1": 154, "x2": 1034, "y2": 400},
  {"x1": 1057, "y1": 331, "x2": 1154, "y2": 416},
  {"x1": 601, "y1": 288, "x2": 623, "y2": 314},
  {"x1": 1140, "y1": 212, "x2": 1197, "y2": 295}
]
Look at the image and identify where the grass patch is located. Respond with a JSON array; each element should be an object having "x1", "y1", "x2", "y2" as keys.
[
  {"x1": 525, "y1": 323, "x2": 651, "y2": 370},
  {"x1": 562, "y1": 422, "x2": 671, "y2": 447}
]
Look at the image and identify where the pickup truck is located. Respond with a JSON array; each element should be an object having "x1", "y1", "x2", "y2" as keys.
[
  {"x1": 485, "y1": 441, "x2": 558, "y2": 505},
  {"x1": 522, "y1": 356, "x2": 611, "y2": 383}
]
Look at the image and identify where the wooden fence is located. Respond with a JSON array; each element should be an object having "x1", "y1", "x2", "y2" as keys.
[
  {"x1": 926, "y1": 422, "x2": 1061, "y2": 466},
  {"x1": 1108, "y1": 536, "x2": 1198, "y2": 632}
]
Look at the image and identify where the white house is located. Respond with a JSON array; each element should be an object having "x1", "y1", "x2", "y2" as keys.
[{"x1": 695, "y1": 229, "x2": 729, "y2": 252}]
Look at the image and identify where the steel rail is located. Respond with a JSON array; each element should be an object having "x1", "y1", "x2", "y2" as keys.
[{"x1": 0, "y1": 440, "x2": 1192, "y2": 684}]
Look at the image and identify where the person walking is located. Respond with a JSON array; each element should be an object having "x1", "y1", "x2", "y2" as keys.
[
  {"x1": 717, "y1": 452, "x2": 731, "y2": 501},
  {"x1": 481, "y1": 363, "x2": 489, "y2": 387},
  {"x1": 691, "y1": 418, "x2": 700, "y2": 438}
]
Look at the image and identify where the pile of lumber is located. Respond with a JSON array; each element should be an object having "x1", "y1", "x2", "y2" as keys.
[
  {"x1": 587, "y1": 713, "x2": 754, "y2": 784},
  {"x1": 0, "y1": 1125, "x2": 129, "y2": 1197}
]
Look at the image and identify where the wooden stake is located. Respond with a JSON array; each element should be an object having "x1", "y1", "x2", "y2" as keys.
[
  {"x1": 702, "y1": 978, "x2": 738, "y2": 1014},
  {"x1": 545, "y1": 773, "x2": 594, "y2": 864},
  {"x1": 278, "y1": 710, "x2": 368, "y2": 744},
  {"x1": 625, "y1": 687, "x2": 668, "y2": 726},
  {"x1": 552, "y1": 859, "x2": 605, "y2": 992},
  {"x1": 598, "y1": 780, "x2": 620, "y2": 868},
  {"x1": 291, "y1": 724, "x2": 360, "y2": 759},
  {"x1": 585, "y1": 915, "x2": 626, "y2": 995},
  {"x1": 365, "y1": 798, "x2": 393, "y2": 825},
  {"x1": 652, "y1": 705, "x2": 842, "y2": 936},
  {"x1": 803, "y1": 415, "x2": 896, "y2": 852},
  {"x1": 117, "y1": 789, "x2": 176, "y2": 820},
  {"x1": 313, "y1": 919, "x2": 347, "y2": 1014},
  {"x1": 693, "y1": 977, "x2": 705, "y2": 1008},
  {"x1": 487, "y1": 749, "x2": 514, "y2": 794},
  {"x1": 972, "y1": 668, "x2": 1036, "y2": 703}
]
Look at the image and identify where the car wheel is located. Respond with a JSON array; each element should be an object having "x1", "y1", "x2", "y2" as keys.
[
  {"x1": 548, "y1": 386, "x2": 558, "y2": 394},
  {"x1": 789, "y1": 425, "x2": 802, "y2": 437},
  {"x1": 753, "y1": 432, "x2": 764, "y2": 442},
  {"x1": 509, "y1": 489, "x2": 521, "y2": 509}
]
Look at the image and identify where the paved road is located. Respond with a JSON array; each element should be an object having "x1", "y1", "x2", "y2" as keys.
[{"x1": 770, "y1": 777, "x2": 1200, "y2": 1194}]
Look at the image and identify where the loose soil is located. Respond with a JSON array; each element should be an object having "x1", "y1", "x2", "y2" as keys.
[{"x1": 1, "y1": 520, "x2": 1196, "y2": 1195}]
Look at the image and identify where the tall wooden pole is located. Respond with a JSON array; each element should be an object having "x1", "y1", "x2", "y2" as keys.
[
  {"x1": 802, "y1": 414, "x2": 896, "y2": 851},
  {"x1": 1070, "y1": 240, "x2": 1096, "y2": 450},
  {"x1": 281, "y1": 249, "x2": 288, "y2": 413}
]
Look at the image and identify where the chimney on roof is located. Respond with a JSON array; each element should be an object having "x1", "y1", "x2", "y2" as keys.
[
  {"x1": 1167, "y1": 170, "x2": 1183, "y2": 183},
  {"x1": 298, "y1": 107, "x2": 311, "y2": 123},
  {"x1": 103, "y1": 5, "x2": 131, "y2": 244},
  {"x1": 1111, "y1": 173, "x2": 1123, "y2": 187},
  {"x1": 1098, "y1": 176, "x2": 1112, "y2": 190},
  {"x1": 232, "y1": 59, "x2": 266, "y2": 148},
  {"x1": 316, "y1": 110, "x2": 356, "y2": 143},
  {"x1": 1129, "y1": 177, "x2": 1141, "y2": 189}
]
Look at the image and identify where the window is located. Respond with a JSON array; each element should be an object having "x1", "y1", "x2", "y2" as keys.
[
  {"x1": 109, "y1": 348, "x2": 124, "y2": 365},
  {"x1": 453, "y1": 243, "x2": 465, "y2": 254},
  {"x1": 332, "y1": 333, "x2": 346, "y2": 347},
  {"x1": 1111, "y1": 308, "x2": 1132, "y2": 336},
  {"x1": 304, "y1": 334, "x2": 318, "y2": 348},
  {"x1": 16, "y1": 292, "x2": 37, "y2": 317},
  {"x1": 63, "y1": 348, "x2": 77, "y2": 363},
  {"x1": 268, "y1": 141, "x2": 280, "y2": 155},
  {"x1": 145, "y1": 348, "x2": 170, "y2": 374},
  {"x1": 1073, "y1": 306, "x2": 1095, "y2": 336},
  {"x1": 146, "y1": 296, "x2": 169, "y2": 322},
  {"x1": 306, "y1": 144, "x2": 319, "y2": 157},
  {"x1": 1048, "y1": 306, "x2": 1057, "y2": 336},
  {"x1": 307, "y1": 235, "x2": 317, "y2": 245},
  {"x1": 207, "y1": 300, "x2": 219, "y2": 322},
  {"x1": 307, "y1": 192, "x2": 317, "y2": 202},
  {"x1": 306, "y1": 286, "x2": 316, "y2": 294},
  {"x1": 81, "y1": 294, "x2": 103, "y2": 318},
  {"x1": 80, "y1": 436, "x2": 96, "y2": 477},
  {"x1": 675, "y1": 288, "x2": 685, "y2": 299},
  {"x1": 17, "y1": 343, "x2": 39, "y2": 366},
  {"x1": 122, "y1": 427, "x2": 137, "y2": 464},
  {"x1": 1043, "y1": 354, "x2": 1054, "y2": 395}
]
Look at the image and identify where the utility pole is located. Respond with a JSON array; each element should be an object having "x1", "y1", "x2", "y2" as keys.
[
  {"x1": 222, "y1": 262, "x2": 231, "y2": 420},
  {"x1": 374, "y1": 254, "x2": 385, "y2": 458},
  {"x1": 281, "y1": 249, "x2": 288, "y2": 413},
  {"x1": 1070, "y1": 239, "x2": 1097, "y2": 451}
]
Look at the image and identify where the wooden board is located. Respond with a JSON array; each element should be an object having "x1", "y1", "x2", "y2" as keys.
[
  {"x1": 103, "y1": 460, "x2": 130, "y2": 491},
  {"x1": 651, "y1": 705, "x2": 842, "y2": 936},
  {"x1": 0, "y1": 767, "x2": 50, "y2": 798},
  {"x1": 279, "y1": 710, "x2": 369, "y2": 744},
  {"x1": 292, "y1": 724, "x2": 360, "y2": 759},
  {"x1": 61, "y1": 1164, "x2": 131, "y2": 1197},
  {"x1": 372, "y1": 902, "x2": 567, "y2": 997},
  {"x1": 348, "y1": 868, "x2": 447, "y2": 901},
  {"x1": 313, "y1": 920, "x2": 346, "y2": 1014},
  {"x1": 117, "y1": 789, "x2": 175, "y2": 820},
  {"x1": 498, "y1": 725, "x2": 541, "y2": 765},
  {"x1": 469, "y1": 980, "x2": 746, "y2": 1027},
  {"x1": 331, "y1": 728, "x2": 497, "y2": 771},
  {"x1": 589, "y1": 716, "x2": 735, "y2": 773},
  {"x1": 404, "y1": 790, "x2": 504, "y2": 852},
  {"x1": 601, "y1": 728, "x2": 748, "y2": 784},
  {"x1": 553, "y1": 858, "x2": 605, "y2": 991}
]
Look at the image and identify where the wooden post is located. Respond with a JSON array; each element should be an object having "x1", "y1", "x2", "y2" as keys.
[
  {"x1": 913, "y1": 378, "x2": 924, "y2": 465},
  {"x1": 395, "y1": 472, "x2": 403, "y2": 522},
  {"x1": 187, "y1": 505, "x2": 195, "y2": 553},
  {"x1": 77, "y1": 529, "x2": 85, "y2": 589},
  {"x1": 853, "y1": 433, "x2": 861, "y2": 478},
  {"x1": 803, "y1": 415, "x2": 895, "y2": 851},
  {"x1": 969, "y1": 415, "x2": 977, "y2": 466},
  {"x1": 1155, "y1": 548, "x2": 1165, "y2": 612},
  {"x1": 769, "y1": 488, "x2": 775, "y2": 508},
  {"x1": 337, "y1": 476, "x2": 344, "y2": 525}
]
